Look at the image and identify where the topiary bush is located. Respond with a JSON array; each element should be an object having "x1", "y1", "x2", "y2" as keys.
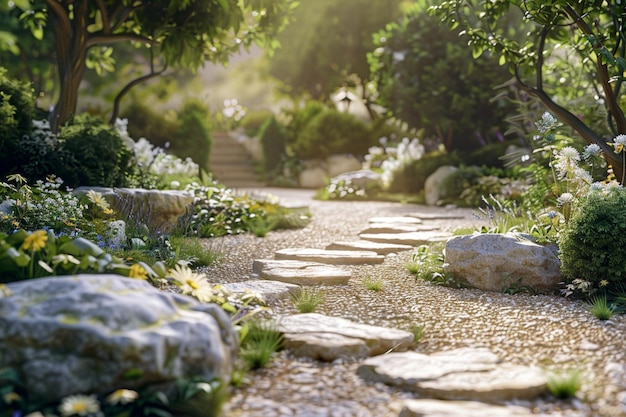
[
  {"x1": 559, "y1": 186, "x2": 626, "y2": 292},
  {"x1": 56, "y1": 114, "x2": 134, "y2": 188},
  {"x1": 292, "y1": 109, "x2": 373, "y2": 160},
  {"x1": 0, "y1": 67, "x2": 36, "y2": 178},
  {"x1": 258, "y1": 115, "x2": 288, "y2": 174},
  {"x1": 174, "y1": 99, "x2": 212, "y2": 172}
]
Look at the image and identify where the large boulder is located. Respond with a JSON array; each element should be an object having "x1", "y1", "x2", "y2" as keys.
[
  {"x1": 443, "y1": 233, "x2": 561, "y2": 292},
  {"x1": 424, "y1": 165, "x2": 458, "y2": 206},
  {"x1": 325, "y1": 154, "x2": 362, "y2": 178},
  {"x1": 0, "y1": 275, "x2": 238, "y2": 403},
  {"x1": 75, "y1": 187, "x2": 194, "y2": 232}
]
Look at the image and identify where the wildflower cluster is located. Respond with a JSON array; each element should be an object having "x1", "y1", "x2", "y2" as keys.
[
  {"x1": 371, "y1": 136, "x2": 425, "y2": 188},
  {"x1": 325, "y1": 178, "x2": 367, "y2": 200}
]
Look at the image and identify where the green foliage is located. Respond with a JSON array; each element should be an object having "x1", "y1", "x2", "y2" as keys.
[
  {"x1": 292, "y1": 108, "x2": 373, "y2": 159},
  {"x1": 406, "y1": 324, "x2": 425, "y2": 343},
  {"x1": 387, "y1": 152, "x2": 461, "y2": 194},
  {"x1": 122, "y1": 100, "x2": 179, "y2": 150},
  {"x1": 175, "y1": 99, "x2": 212, "y2": 172},
  {"x1": 286, "y1": 100, "x2": 327, "y2": 144},
  {"x1": 241, "y1": 109, "x2": 274, "y2": 137},
  {"x1": 239, "y1": 320, "x2": 283, "y2": 370},
  {"x1": 291, "y1": 288, "x2": 324, "y2": 313},
  {"x1": 56, "y1": 114, "x2": 134, "y2": 188},
  {"x1": 258, "y1": 115, "x2": 288, "y2": 174},
  {"x1": 268, "y1": 0, "x2": 404, "y2": 100},
  {"x1": 406, "y1": 243, "x2": 462, "y2": 287},
  {"x1": 0, "y1": 67, "x2": 35, "y2": 178},
  {"x1": 368, "y1": 5, "x2": 516, "y2": 152},
  {"x1": 559, "y1": 187, "x2": 626, "y2": 292},
  {"x1": 587, "y1": 296, "x2": 615, "y2": 321},
  {"x1": 545, "y1": 369, "x2": 582, "y2": 399},
  {"x1": 363, "y1": 276, "x2": 384, "y2": 291}
]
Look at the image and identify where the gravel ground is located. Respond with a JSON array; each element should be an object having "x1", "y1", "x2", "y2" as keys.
[{"x1": 198, "y1": 188, "x2": 626, "y2": 417}]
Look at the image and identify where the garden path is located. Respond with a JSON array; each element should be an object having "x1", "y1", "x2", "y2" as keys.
[{"x1": 199, "y1": 189, "x2": 626, "y2": 417}]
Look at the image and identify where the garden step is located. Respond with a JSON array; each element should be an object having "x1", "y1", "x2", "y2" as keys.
[
  {"x1": 252, "y1": 259, "x2": 351, "y2": 285},
  {"x1": 272, "y1": 313, "x2": 414, "y2": 361},
  {"x1": 359, "y1": 231, "x2": 451, "y2": 246},
  {"x1": 404, "y1": 212, "x2": 467, "y2": 221},
  {"x1": 368, "y1": 216, "x2": 423, "y2": 224},
  {"x1": 360, "y1": 223, "x2": 440, "y2": 234},
  {"x1": 325, "y1": 240, "x2": 412, "y2": 255},
  {"x1": 222, "y1": 280, "x2": 300, "y2": 303},
  {"x1": 358, "y1": 348, "x2": 547, "y2": 402},
  {"x1": 274, "y1": 248, "x2": 385, "y2": 265},
  {"x1": 400, "y1": 399, "x2": 536, "y2": 417}
]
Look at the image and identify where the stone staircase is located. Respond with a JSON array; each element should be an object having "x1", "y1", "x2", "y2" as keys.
[{"x1": 209, "y1": 131, "x2": 265, "y2": 188}]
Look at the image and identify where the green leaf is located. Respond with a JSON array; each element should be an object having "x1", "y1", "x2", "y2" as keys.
[{"x1": 59, "y1": 238, "x2": 104, "y2": 257}]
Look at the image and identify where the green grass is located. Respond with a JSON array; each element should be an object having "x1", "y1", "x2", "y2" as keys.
[
  {"x1": 407, "y1": 323, "x2": 425, "y2": 343},
  {"x1": 291, "y1": 288, "x2": 324, "y2": 313},
  {"x1": 239, "y1": 320, "x2": 283, "y2": 370},
  {"x1": 171, "y1": 236, "x2": 222, "y2": 266},
  {"x1": 545, "y1": 369, "x2": 582, "y2": 399},
  {"x1": 363, "y1": 276, "x2": 384, "y2": 291},
  {"x1": 587, "y1": 296, "x2": 615, "y2": 320}
]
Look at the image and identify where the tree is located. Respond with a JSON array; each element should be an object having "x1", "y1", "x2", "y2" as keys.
[
  {"x1": 268, "y1": 0, "x2": 403, "y2": 105},
  {"x1": 9, "y1": 0, "x2": 297, "y2": 132},
  {"x1": 430, "y1": 0, "x2": 626, "y2": 182},
  {"x1": 368, "y1": 3, "x2": 517, "y2": 152}
]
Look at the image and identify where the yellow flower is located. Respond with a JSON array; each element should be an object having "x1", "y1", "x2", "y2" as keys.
[
  {"x1": 86, "y1": 189, "x2": 111, "y2": 211},
  {"x1": 168, "y1": 264, "x2": 213, "y2": 302},
  {"x1": 3, "y1": 391, "x2": 20, "y2": 403},
  {"x1": 128, "y1": 264, "x2": 148, "y2": 279},
  {"x1": 0, "y1": 284, "x2": 12, "y2": 297},
  {"x1": 21, "y1": 230, "x2": 48, "y2": 252},
  {"x1": 600, "y1": 279, "x2": 609, "y2": 287},
  {"x1": 106, "y1": 388, "x2": 138, "y2": 405},
  {"x1": 58, "y1": 394, "x2": 100, "y2": 416}
]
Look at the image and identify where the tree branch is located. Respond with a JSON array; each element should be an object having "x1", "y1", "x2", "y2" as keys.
[{"x1": 86, "y1": 33, "x2": 156, "y2": 48}]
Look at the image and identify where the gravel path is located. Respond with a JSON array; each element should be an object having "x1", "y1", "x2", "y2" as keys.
[{"x1": 199, "y1": 189, "x2": 626, "y2": 417}]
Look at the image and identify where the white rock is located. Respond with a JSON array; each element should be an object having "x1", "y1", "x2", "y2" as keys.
[
  {"x1": 274, "y1": 313, "x2": 414, "y2": 361},
  {"x1": 360, "y1": 223, "x2": 440, "y2": 234},
  {"x1": 358, "y1": 348, "x2": 547, "y2": 401},
  {"x1": 368, "y1": 216, "x2": 423, "y2": 224},
  {"x1": 252, "y1": 259, "x2": 351, "y2": 285},
  {"x1": 0, "y1": 275, "x2": 238, "y2": 403},
  {"x1": 331, "y1": 169, "x2": 382, "y2": 189},
  {"x1": 400, "y1": 399, "x2": 536, "y2": 417},
  {"x1": 298, "y1": 166, "x2": 328, "y2": 189},
  {"x1": 424, "y1": 165, "x2": 458, "y2": 206},
  {"x1": 443, "y1": 233, "x2": 562, "y2": 292},
  {"x1": 325, "y1": 240, "x2": 412, "y2": 255},
  {"x1": 326, "y1": 154, "x2": 362, "y2": 178},
  {"x1": 359, "y1": 231, "x2": 451, "y2": 246},
  {"x1": 222, "y1": 280, "x2": 301, "y2": 302},
  {"x1": 274, "y1": 248, "x2": 384, "y2": 265}
]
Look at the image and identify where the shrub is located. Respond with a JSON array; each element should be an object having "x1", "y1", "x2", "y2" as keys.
[
  {"x1": 0, "y1": 67, "x2": 36, "y2": 178},
  {"x1": 175, "y1": 99, "x2": 212, "y2": 171},
  {"x1": 387, "y1": 152, "x2": 461, "y2": 194},
  {"x1": 285, "y1": 100, "x2": 327, "y2": 145},
  {"x1": 258, "y1": 115, "x2": 288, "y2": 174},
  {"x1": 241, "y1": 108, "x2": 274, "y2": 137},
  {"x1": 56, "y1": 114, "x2": 134, "y2": 188},
  {"x1": 122, "y1": 100, "x2": 178, "y2": 149},
  {"x1": 559, "y1": 186, "x2": 626, "y2": 293},
  {"x1": 292, "y1": 109, "x2": 372, "y2": 159}
]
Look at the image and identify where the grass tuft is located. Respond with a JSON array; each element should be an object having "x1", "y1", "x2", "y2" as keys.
[
  {"x1": 291, "y1": 288, "x2": 324, "y2": 313},
  {"x1": 239, "y1": 320, "x2": 283, "y2": 370},
  {"x1": 363, "y1": 276, "x2": 384, "y2": 291},
  {"x1": 545, "y1": 369, "x2": 582, "y2": 399},
  {"x1": 587, "y1": 296, "x2": 615, "y2": 320}
]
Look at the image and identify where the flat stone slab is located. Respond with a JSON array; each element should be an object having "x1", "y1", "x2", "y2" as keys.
[
  {"x1": 325, "y1": 240, "x2": 412, "y2": 255},
  {"x1": 222, "y1": 280, "x2": 300, "y2": 302},
  {"x1": 253, "y1": 259, "x2": 351, "y2": 285},
  {"x1": 273, "y1": 313, "x2": 414, "y2": 361},
  {"x1": 359, "y1": 231, "x2": 451, "y2": 246},
  {"x1": 360, "y1": 223, "x2": 440, "y2": 234},
  {"x1": 404, "y1": 212, "x2": 466, "y2": 220},
  {"x1": 368, "y1": 216, "x2": 423, "y2": 224},
  {"x1": 274, "y1": 248, "x2": 384, "y2": 265},
  {"x1": 400, "y1": 399, "x2": 536, "y2": 417},
  {"x1": 358, "y1": 348, "x2": 547, "y2": 402}
]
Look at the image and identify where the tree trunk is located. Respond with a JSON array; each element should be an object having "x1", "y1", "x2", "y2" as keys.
[{"x1": 47, "y1": 0, "x2": 89, "y2": 132}]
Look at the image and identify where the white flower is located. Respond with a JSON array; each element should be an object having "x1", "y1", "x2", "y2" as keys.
[
  {"x1": 106, "y1": 389, "x2": 139, "y2": 405},
  {"x1": 536, "y1": 112, "x2": 561, "y2": 133},
  {"x1": 583, "y1": 143, "x2": 601, "y2": 159},
  {"x1": 59, "y1": 394, "x2": 100, "y2": 416},
  {"x1": 558, "y1": 146, "x2": 580, "y2": 162},
  {"x1": 557, "y1": 192, "x2": 574, "y2": 206},
  {"x1": 573, "y1": 167, "x2": 593, "y2": 185},
  {"x1": 169, "y1": 265, "x2": 213, "y2": 302},
  {"x1": 610, "y1": 134, "x2": 626, "y2": 153}
]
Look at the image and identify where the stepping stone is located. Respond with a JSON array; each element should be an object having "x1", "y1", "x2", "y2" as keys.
[
  {"x1": 404, "y1": 212, "x2": 466, "y2": 220},
  {"x1": 359, "y1": 231, "x2": 451, "y2": 246},
  {"x1": 357, "y1": 348, "x2": 547, "y2": 402},
  {"x1": 222, "y1": 280, "x2": 300, "y2": 303},
  {"x1": 253, "y1": 259, "x2": 351, "y2": 285},
  {"x1": 360, "y1": 223, "x2": 440, "y2": 234},
  {"x1": 274, "y1": 248, "x2": 384, "y2": 265},
  {"x1": 400, "y1": 399, "x2": 535, "y2": 417},
  {"x1": 273, "y1": 313, "x2": 414, "y2": 361},
  {"x1": 325, "y1": 240, "x2": 412, "y2": 255},
  {"x1": 368, "y1": 216, "x2": 423, "y2": 224}
]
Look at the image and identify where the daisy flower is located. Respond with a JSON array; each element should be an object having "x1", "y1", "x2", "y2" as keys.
[
  {"x1": 169, "y1": 264, "x2": 213, "y2": 302},
  {"x1": 106, "y1": 388, "x2": 139, "y2": 405},
  {"x1": 58, "y1": 394, "x2": 100, "y2": 416}
]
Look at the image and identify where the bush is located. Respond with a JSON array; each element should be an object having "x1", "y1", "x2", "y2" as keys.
[
  {"x1": 241, "y1": 108, "x2": 274, "y2": 137},
  {"x1": 122, "y1": 101, "x2": 178, "y2": 149},
  {"x1": 175, "y1": 99, "x2": 212, "y2": 171},
  {"x1": 56, "y1": 114, "x2": 134, "y2": 188},
  {"x1": 0, "y1": 67, "x2": 36, "y2": 177},
  {"x1": 387, "y1": 152, "x2": 461, "y2": 194},
  {"x1": 258, "y1": 115, "x2": 288, "y2": 174},
  {"x1": 559, "y1": 186, "x2": 626, "y2": 292},
  {"x1": 292, "y1": 109, "x2": 373, "y2": 159},
  {"x1": 286, "y1": 100, "x2": 327, "y2": 146}
]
